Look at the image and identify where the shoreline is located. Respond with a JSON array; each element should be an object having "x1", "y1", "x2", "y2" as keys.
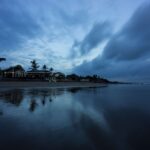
[{"x1": 0, "y1": 81, "x2": 107, "y2": 88}]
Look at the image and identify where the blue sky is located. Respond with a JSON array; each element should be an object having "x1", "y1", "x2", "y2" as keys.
[{"x1": 0, "y1": 0, "x2": 149, "y2": 81}]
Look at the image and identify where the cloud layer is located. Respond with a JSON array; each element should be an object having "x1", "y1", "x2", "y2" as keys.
[
  {"x1": 74, "y1": 3, "x2": 150, "y2": 81},
  {"x1": 0, "y1": 0, "x2": 41, "y2": 50},
  {"x1": 0, "y1": 0, "x2": 149, "y2": 81},
  {"x1": 70, "y1": 22, "x2": 112, "y2": 57}
]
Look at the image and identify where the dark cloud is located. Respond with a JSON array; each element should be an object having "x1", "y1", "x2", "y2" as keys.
[
  {"x1": 0, "y1": 0, "x2": 41, "y2": 51},
  {"x1": 74, "y1": 3, "x2": 150, "y2": 81},
  {"x1": 103, "y1": 3, "x2": 150, "y2": 61},
  {"x1": 81, "y1": 22, "x2": 111, "y2": 55},
  {"x1": 70, "y1": 22, "x2": 112, "y2": 57}
]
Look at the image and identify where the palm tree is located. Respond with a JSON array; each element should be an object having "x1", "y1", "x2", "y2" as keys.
[
  {"x1": 42, "y1": 64, "x2": 48, "y2": 80},
  {"x1": 0, "y1": 57, "x2": 6, "y2": 77},
  {"x1": 30, "y1": 60, "x2": 39, "y2": 71},
  {"x1": 43, "y1": 64, "x2": 48, "y2": 71},
  {"x1": 49, "y1": 67, "x2": 54, "y2": 82},
  {"x1": 50, "y1": 68, "x2": 54, "y2": 72}
]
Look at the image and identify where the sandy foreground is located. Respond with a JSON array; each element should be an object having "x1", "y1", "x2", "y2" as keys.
[{"x1": 0, "y1": 81, "x2": 107, "y2": 88}]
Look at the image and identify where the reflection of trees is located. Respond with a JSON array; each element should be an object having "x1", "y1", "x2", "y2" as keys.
[
  {"x1": 0, "y1": 89, "x2": 24, "y2": 106},
  {"x1": 29, "y1": 99, "x2": 38, "y2": 112},
  {"x1": 0, "y1": 88, "x2": 66, "y2": 112},
  {"x1": 28, "y1": 88, "x2": 64, "y2": 97},
  {"x1": 0, "y1": 88, "x2": 55, "y2": 112},
  {"x1": 49, "y1": 97, "x2": 53, "y2": 102},
  {"x1": 0, "y1": 87, "x2": 81, "y2": 110},
  {"x1": 0, "y1": 88, "x2": 84, "y2": 113},
  {"x1": 41, "y1": 90, "x2": 54, "y2": 104},
  {"x1": 27, "y1": 88, "x2": 65, "y2": 112},
  {"x1": 41, "y1": 90, "x2": 49, "y2": 106}
]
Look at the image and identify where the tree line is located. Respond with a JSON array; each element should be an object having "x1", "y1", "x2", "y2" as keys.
[{"x1": 0, "y1": 57, "x2": 110, "y2": 83}]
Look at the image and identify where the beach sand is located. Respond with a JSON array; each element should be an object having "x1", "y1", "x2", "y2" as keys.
[{"x1": 0, "y1": 81, "x2": 107, "y2": 88}]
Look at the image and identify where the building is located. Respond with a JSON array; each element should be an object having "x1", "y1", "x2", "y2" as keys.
[
  {"x1": 1, "y1": 65, "x2": 66, "y2": 82},
  {"x1": 26, "y1": 70, "x2": 51, "y2": 80},
  {"x1": 3, "y1": 65, "x2": 25, "y2": 78},
  {"x1": 53, "y1": 72, "x2": 65, "y2": 81}
]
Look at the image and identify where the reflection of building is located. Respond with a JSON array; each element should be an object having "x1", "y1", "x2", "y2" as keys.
[
  {"x1": 0, "y1": 89, "x2": 24, "y2": 106},
  {"x1": 3, "y1": 65, "x2": 25, "y2": 78}
]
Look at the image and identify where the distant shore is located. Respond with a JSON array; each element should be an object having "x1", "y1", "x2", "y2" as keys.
[{"x1": 0, "y1": 81, "x2": 108, "y2": 88}]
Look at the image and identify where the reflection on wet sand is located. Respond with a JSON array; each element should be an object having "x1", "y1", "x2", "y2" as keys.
[
  {"x1": 78, "y1": 112, "x2": 116, "y2": 150},
  {"x1": 67, "y1": 96, "x2": 116, "y2": 150},
  {"x1": 0, "y1": 85, "x2": 150, "y2": 150},
  {"x1": 0, "y1": 88, "x2": 67, "y2": 112},
  {"x1": 0, "y1": 86, "x2": 116, "y2": 150},
  {"x1": 0, "y1": 87, "x2": 86, "y2": 113},
  {"x1": 0, "y1": 89, "x2": 24, "y2": 106},
  {"x1": 29, "y1": 99, "x2": 38, "y2": 112}
]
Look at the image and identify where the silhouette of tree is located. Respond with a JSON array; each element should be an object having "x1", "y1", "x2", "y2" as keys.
[
  {"x1": 0, "y1": 57, "x2": 6, "y2": 76},
  {"x1": 30, "y1": 60, "x2": 39, "y2": 71},
  {"x1": 29, "y1": 99, "x2": 38, "y2": 112},
  {"x1": 93, "y1": 74, "x2": 98, "y2": 81},
  {"x1": 66, "y1": 74, "x2": 80, "y2": 81},
  {"x1": 50, "y1": 67, "x2": 53, "y2": 72},
  {"x1": 43, "y1": 64, "x2": 48, "y2": 71}
]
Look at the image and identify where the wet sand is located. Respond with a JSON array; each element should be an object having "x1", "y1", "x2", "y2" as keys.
[{"x1": 0, "y1": 81, "x2": 107, "y2": 88}]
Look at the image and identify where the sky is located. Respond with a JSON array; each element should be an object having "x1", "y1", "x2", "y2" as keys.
[{"x1": 0, "y1": 0, "x2": 150, "y2": 81}]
